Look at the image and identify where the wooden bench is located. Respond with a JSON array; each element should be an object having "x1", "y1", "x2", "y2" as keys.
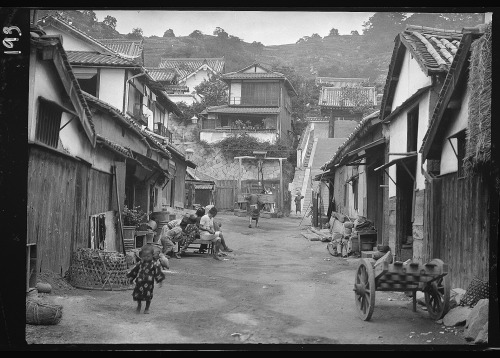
[{"x1": 186, "y1": 238, "x2": 214, "y2": 254}]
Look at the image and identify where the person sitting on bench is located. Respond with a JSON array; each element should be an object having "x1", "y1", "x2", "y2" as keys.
[{"x1": 199, "y1": 207, "x2": 232, "y2": 260}]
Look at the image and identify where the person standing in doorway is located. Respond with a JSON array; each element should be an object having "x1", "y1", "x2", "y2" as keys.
[{"x1": 294, "y1": 192, "x2": 305, "y2": 214}]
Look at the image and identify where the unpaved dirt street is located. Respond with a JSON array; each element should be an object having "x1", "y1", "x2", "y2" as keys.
[{"x1": 26, "y1": 213, "x2": 472, "y2": 347}]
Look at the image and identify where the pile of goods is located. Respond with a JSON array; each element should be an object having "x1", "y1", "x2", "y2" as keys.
[{"x1": 26, "y1": 298, "x2": 63, "y2": 325}]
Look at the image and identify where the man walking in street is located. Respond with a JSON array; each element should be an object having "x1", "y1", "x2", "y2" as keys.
[{"x1": 294, "y1": 191, "x2": 304, "y2": 215}]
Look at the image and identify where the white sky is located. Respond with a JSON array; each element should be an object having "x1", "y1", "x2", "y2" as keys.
[{"x1": 93, "y1": 10, "x2": 376, "y2": 46}]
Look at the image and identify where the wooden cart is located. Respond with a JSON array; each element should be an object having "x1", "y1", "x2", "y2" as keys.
[{"x1": 353, "y1": 258, "x2": 450, "y2": 321}]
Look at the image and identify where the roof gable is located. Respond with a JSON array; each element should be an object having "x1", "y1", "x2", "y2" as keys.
[
  {"x1": 379, "y1": 25, "x2": 462, "y2": 122},
  {"x1": 158, "y1": 57, "x2": 225, "y2": 79},
  {"x1": 31, "y1": 33, "x2": 96, "y2": 147},
  {"x1": 98, "y1": 38, "x2": 143, "y2": 58},
  {"x1": 239, "y1": 63, "x2": 272, "y2": 74},
  {"x1": 38, "y1": 15, "x2": 114, "y2": 55}
]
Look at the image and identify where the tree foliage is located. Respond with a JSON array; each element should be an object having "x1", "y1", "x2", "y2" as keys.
[
  {"x1": 163, "y1": 29, "x2": 175, "y2": 37},
  {"x1": 194, "y1": 74, "x2": 228, "y2": 107},
  {"x1": 102, "y1": 15, "x2": 117, "y2": 29},
  {"x1": 126, "y1": 27, "x2": 143, "y2": 39},
  {"x1": 213, "y1": 27, "x2": 229, "y2": 39},
  {"x1": 80, "y1": 10, "x2": 97, "y2": 23},
  {"x1": 329, "y1": 28, "x2": 340, "y2": 36},
  {"x1": 189, "y1": 29, "x2": 203, "y2": 38},
  {"x1": 351, "y1": 30, "x2": 360, "y2": 35}
]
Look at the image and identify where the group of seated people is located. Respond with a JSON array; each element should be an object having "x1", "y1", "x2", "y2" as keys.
[{"x1": 157, "y1": 205, "x2": 232, "y2": 261}]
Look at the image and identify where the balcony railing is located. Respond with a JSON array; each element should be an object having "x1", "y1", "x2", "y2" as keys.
[
  {"x1": 229, "y1": 96, "x2": 279, "y2": 106},
  {"x1": 154, "y1": 122, "x2": 173, "y2": 143}
]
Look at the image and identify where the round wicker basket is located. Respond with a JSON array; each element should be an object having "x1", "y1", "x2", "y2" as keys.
[{"x1": 68, "y1": 248, "x2": 134, "y2": 291}]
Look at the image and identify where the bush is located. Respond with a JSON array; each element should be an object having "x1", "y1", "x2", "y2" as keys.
[{"x1": 122, "y1": 206, "x2": 146, "y2": 227}]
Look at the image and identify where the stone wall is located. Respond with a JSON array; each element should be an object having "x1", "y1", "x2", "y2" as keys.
[{"x1": 168, "y1": 119, "x2": 294, "y2": 188}]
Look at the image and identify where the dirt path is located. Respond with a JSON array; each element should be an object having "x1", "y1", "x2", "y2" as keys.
[{"x1": 26, "y1": 213, "x2": 471, "y2": 346}]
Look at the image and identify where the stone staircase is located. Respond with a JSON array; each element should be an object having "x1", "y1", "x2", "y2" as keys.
[{"x1": 301, "y1": 137, "x2": 348, "y2": 216}]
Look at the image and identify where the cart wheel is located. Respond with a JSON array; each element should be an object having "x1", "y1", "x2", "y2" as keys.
[
  {"x1": 354, "y1": 258, "x2": 376, "y2": 321},
  {"x1": 424, "y1": 259, "x2": 451, "y2": 320}
]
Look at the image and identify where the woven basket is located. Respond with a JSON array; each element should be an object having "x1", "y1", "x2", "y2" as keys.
[
  {"x1": 26, "y1": 299, "x2": 62, "y2": 325},
  {"x1": 68, "y1": 248, "x2": 134, "y2": 291}
]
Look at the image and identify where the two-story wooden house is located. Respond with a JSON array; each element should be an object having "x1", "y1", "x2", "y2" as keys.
[
  {"x1": 157, "y1": 57, "x2": 226, "y2": 104},
  {"x1": 199, "y1": 63, "x2": 298, "y2": 144},
  {"x1": 38, "y1": 15, "x2": 195, "y2": 213}
]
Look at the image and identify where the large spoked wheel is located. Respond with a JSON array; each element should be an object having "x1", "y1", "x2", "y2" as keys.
[
  {"x1": 354, "y1": 258, "x2": 376, "y2": 321},
  {"x1": 424, "y1": 259, "x2": 451, "y2": 320}
]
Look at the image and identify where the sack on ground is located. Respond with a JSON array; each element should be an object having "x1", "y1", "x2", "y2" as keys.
[{"x1": 26, "y1": 299, "x2": 63, "y2": 325}]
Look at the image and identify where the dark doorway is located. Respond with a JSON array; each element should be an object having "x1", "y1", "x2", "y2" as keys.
[
  {"x1": 396, "y1": 160, "x2": 416, "y2": 255},
  {"x1": 366, "y1": 148, "x2": 385, "y2": 244}
]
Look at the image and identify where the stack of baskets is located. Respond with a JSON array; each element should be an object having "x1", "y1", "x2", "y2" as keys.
[{"x1": 68, "y1": 248, "x2": 133, "y2": 291}]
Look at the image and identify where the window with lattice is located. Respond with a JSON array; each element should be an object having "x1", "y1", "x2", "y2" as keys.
[{"x1": 36, "y1": 98, "x2": 62, "y2": 148}]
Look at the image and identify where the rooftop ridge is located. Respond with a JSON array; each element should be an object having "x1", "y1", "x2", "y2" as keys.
[{"x1": 405, "y1": 25, "x2": 462, "y2": 34}]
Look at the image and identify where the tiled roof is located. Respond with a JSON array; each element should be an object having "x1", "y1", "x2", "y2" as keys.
[
  {"x1": 38, "y1": 16, "x2": 143, "y2": 66},
  {"x1": 379, "y1": 25, "x2": 463, "y2": 122},
  {"x1": 83, "y1": 92, "x2": 171, "y2": 158},
  {"x1": 31, "y1": 32, "x2": 96, "y2": 146},
  {"x1": 158, "y1": 57, "x2": 225, "y2": 79},
  {"x1": 204, "y1": 105, "x2": 280, "y2": 115},
  {"x1": 146, "y1": 68, "x2": 177, "y2": 82},
  {"x1": 319, "y1": 86, "x2": 377, "y2": 107},
  {"x1": 315, "y1": 77, "x2": 369, "y2": 87},
  {"x1": 420, "y1": 26, "x2": 486, "y2": 159},
  {"x1": 400, "y1": 25, "x2": 462, "y2": 73},
  {"x1": 163, "y1": 84, "x2": 189, "y2": 92},
  {"x1": 66, "y1": 51, "x2": 139, "y2": 67},
  {"x1": 96, "y1": 135, "x2": 134, "y2": 158},
  {"x1": 320, "y1": 110, "x2": 380, "y2": 170},
  {"x1": 98, "y1": 39, "x2": 143, "y2": 58}
]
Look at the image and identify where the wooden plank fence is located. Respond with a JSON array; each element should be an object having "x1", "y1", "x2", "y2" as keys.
[
  {"x1": 423, "y1": 172, "x2": 490, "y2": 289},
  {"x1": 28, "y1": 145, "x2": 114, "y2": 275},
  {"x1": 214, "y1": 180, "x2": 237, "y2": 210}
]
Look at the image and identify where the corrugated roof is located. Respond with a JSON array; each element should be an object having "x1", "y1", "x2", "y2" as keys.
[
  {"x1": 400, "y1": 25, "x2": 462, "y2": 73},
  {"x1": 205, "y1": 105, "x2": 280, "y2": 114},
  {"x1": 319, "y1": 86, "x2": 377, "y2": 107},
  {"x1": 66, "y1": 51, "x2": 139, "y2": 67},
  {"x1": 158, "y1": 57, "x2": 225, "y2": 79},
  {"x1": 98, "y1": 39, "x2": 143, "y2": 58},
  {"x1": 320, "y1": 110, "x2": 380, "y2": 170}
]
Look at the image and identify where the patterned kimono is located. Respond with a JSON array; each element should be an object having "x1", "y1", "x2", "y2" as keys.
[
  {"x1": 127, "y1": 259, "x2": 165, "y2": 301},
  {"x1": 179, "y1": 223, "x2": 200, "y2": 252}
]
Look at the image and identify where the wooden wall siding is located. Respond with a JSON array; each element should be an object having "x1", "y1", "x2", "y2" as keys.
[
  {"x1": 215, "y1": 180, "x2": 237, "y2": 210},
  {"x1": 28, "y1": 147, "x2": 79, "y2": 275},
  {"x1": 28, "y1": 146, "x2": 114, "y2": 275},
  {"x1": 424, "y1": 172, "x2": 490, "y2": 289}
]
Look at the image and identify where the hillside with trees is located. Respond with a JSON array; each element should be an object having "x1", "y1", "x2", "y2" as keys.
[
  {"x1": 35, "y1": 10, "x2": 484, "y2": 124},
  {"x1": 41, "y1": 11, "x2": 483, "y2": 84}
]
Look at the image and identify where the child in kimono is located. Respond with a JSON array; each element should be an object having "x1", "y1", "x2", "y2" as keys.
[{"x1": 127, "y1": 245, "x2": 165, "y2": 314}]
